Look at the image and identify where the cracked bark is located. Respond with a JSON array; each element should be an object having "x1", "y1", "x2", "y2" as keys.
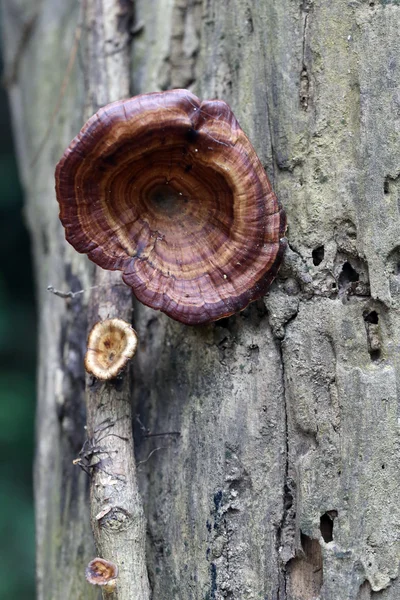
[
  {"x1": 82, "y1": 1, "x2": 150, "y2": 595},
  {"x1": 85, "y1": 270, "x2": 151, "y2": 600},
  {"x1": 2, "y1": 0, "x2": 400, "y2": 598}
]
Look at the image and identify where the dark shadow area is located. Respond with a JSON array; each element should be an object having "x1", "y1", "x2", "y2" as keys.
[
  {"x1": 363, "y1": 310, "x2": 379, "y2": 325},
  {"x1": 0, "y1": 34, "x2": 36, "y2": 599},
  {"x1": 338, "y1": 261, "x2": 359, "y2": 290},
  {"x1": 362, "y1": 309, "x2": 382, "y2": 362},
  {"x1": 320, "y1": 510, "x2": 337, "y2": 543},
  {"x1": 312, "y1": 245, "x2": 325, "y2": 266}
]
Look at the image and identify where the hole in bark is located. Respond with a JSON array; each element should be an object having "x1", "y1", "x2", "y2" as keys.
[
  {"x1": 320, "y1": 511, "x2": 337, "y2": 543},
  {"x1": 338, "y1": 261, "x2": 359, "y2": 289},
  {"x1": 369, "y1": 349, "x2": 381, "y2": 361},
  {"x1": 363, "y1": 310, "x2": 378, "y2": 324},
  {"x1": 312, "y1": 245, "x2": 325, "y2": 266},
  {"x1": 363, "y1": 309, "x2": 382, "y2": 361},
  {"x1": 384, "y1": 178, "x2": 390, "y2": 194}
]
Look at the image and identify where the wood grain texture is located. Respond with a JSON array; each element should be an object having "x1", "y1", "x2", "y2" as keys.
[
  {"x1": 3, "y1": 0, "x2": 400, "y2": 598},
  {"x1": 132, "y1": 0, "x2": 400, "y2": 598},
  {"x1": 85, "y1": 270, "x2": 150, "y2": 600},
  {"x1": 81, "y1": 1, "x2": 151, "y2": 598}
]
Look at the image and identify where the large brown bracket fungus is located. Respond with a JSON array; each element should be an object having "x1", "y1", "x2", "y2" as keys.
[{"x1": 55, "y1": 89, "x2": 286, "y2": 324}]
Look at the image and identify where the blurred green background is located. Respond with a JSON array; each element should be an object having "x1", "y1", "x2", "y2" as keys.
[{"x1": 0, "y1": 45, "x2": 36, "y2": 598}]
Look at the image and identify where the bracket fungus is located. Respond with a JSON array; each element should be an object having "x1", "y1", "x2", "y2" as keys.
[
  {"x1": 56, "y1": 89, "x2": 286, "y2": 324},
  {"x1": 84, "y1": 318, "x2": 138, "y2": 380},
  {"x1": 85, "y1": 557, "x2": 118, "y2": 592}
]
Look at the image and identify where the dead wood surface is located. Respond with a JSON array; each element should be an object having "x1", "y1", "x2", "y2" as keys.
[{"x1": 2, "y1": 0, "x2": 400, "y2": 598}]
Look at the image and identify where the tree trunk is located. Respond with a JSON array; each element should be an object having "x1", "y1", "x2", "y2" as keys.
[{"x1": 3, "y1": 0, "x2": 400, "y2": 598}]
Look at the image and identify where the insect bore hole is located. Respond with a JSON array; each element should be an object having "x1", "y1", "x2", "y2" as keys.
[
  {"x1": 320, "y1": 511, "x2": 337, "y2": 543},
  {"x1": 312, "y1": 245, "x2": 325, "y2": 266}
]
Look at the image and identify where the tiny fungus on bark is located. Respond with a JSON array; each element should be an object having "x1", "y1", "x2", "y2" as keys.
[
  {"x1": 55, "y1": 89, "x2": 286, "y2": 324},
  {"x1": 85, "y1": 557, "x2": 118, "y2": 592},
  {"x1": 84, "y1": 318, "x2": 138, "y2": 380}
]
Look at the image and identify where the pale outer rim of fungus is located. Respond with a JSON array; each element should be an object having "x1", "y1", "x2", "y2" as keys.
[
  {"x1": 84, "y1": 318, "x2": 138, "y2": 381},
  {"x1": 85, "y1": 557, "x2": 119, "y2": 588}
]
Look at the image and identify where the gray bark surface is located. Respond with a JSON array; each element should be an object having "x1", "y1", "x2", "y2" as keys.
[
  {"x1": 2, "y1": 0, "x2": 400, "y2": 599},
  {"x1": 81, "y1": 1, "x2": 151, "y2": 597}
]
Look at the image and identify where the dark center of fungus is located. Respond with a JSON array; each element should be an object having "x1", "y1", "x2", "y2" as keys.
[
  {"x1": 102, "y1": 154, "x2": 234, "y2": 253},
  {"x1": 147, "y1": 183, "x2": 187, "y2": 216}
]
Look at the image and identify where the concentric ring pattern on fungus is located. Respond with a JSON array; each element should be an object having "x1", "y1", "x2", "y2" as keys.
[{"x1": 55, "y1": 89, "x2": 286, "y2": 325}]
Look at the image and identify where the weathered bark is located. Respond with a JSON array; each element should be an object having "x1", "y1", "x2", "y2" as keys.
[
  {"x1": 81, "y1": 1, "x2": 151, "y2": 597},
  {"x1": 86, "y1": 271, "x2": 151, "y2": 600},
  {"x1": 2, "y1": 0, "x2": 400, "y2": 599}
]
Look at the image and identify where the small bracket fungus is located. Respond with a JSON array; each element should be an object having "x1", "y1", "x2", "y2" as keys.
[
  {"x1": 84, "y1": 318, "x2": 138, "y2": 380},
  {"x1": 56, "y1": 89, "x2": 286, "y2": 324},
  {"x1": 85, "y1": 557, "x2": 118, "y2": 592}
]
